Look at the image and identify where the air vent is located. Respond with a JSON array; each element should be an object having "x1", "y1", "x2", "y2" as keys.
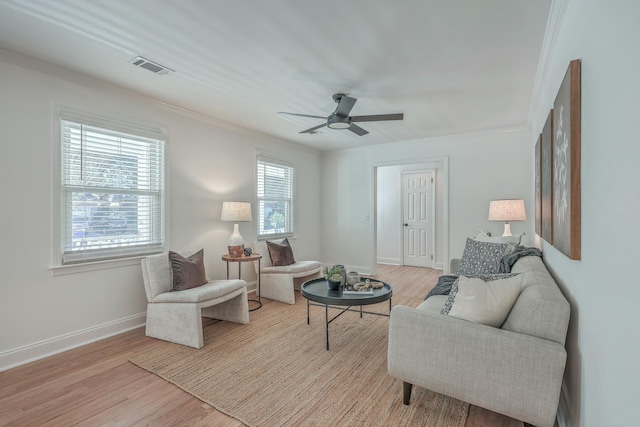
[{"x1": 129, "y1": 56, "x2": 174, "y2": 75}]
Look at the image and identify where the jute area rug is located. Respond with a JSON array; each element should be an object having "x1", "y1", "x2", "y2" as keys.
[{"x1": 129, "y1": 294, "x2": 469, "y2": 426}]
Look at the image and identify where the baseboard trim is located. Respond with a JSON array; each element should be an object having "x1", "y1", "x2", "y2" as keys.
[
  {"x1": 0, "y1": 313, "x2": 146, "y2": 372},
  {"x1": 377, "y1": 257, "x2": 401, "y2": 265}
]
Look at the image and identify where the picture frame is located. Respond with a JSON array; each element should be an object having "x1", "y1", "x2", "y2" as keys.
[
  {"x1": 541, "y1": 109, "x2": 554, "y2": 244},
  {"x1": 552, "y1": 59, "x2": 581, "y2": 260},
  {"x1": 534, "y1": 136, "x2": 542, "y2": 236}
]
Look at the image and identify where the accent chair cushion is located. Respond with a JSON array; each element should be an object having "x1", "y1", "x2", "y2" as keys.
[
  {"x1": 442, "y1": 274, "x2": 523, "y2": 327},
  {"x1": 267, "y1": 238, "x2": 296, "y2": 266},
  {"x1": 456, "y1": 238, "x2": 509, "y2": 276},
  {"x1": 169, "y1": 249, "x2": 207, "y2": 291}
]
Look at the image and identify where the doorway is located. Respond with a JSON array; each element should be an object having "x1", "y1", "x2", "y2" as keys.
[{"x1": 373, "y1": 157, "x2": 449, "y2": 273}]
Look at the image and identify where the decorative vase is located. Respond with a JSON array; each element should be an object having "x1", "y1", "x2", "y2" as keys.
[
  {"x1": 346, "y1": 271, "x2": 360, "y2": 286},
  {"x1": 326, "y1": 279, "x2": 341, "y2": 291}
]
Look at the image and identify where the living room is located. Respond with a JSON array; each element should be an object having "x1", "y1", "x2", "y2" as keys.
[{"x1": 1, "y1": 1, "x2": 638, "y2": 426}]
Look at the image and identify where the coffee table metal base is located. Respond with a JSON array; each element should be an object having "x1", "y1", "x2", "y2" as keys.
[{"x1": 306, "y1": 299, "x2": 392, "y2": 350}]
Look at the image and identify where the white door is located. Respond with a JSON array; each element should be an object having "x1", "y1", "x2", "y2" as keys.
[{"x1": 402, "y1": 171, "x2": 434, "y2": 267}]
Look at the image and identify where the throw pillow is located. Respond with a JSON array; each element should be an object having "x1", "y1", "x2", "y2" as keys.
[
  {"x1": 442, "y1": 274, "x2": 523, "y2": 327},
  {"x1": 475, "y1": 230, "x2": 524, "y2": 247},
  {"x1": 456, "y1": 238, "x2": 509, "y2": 276},
  {"x1": 169, "y1": 249, "x2": 207, "y2": 291},
  {"x1": 266, "y1": 238, "x2": 296, "y2": 266},
  {"x1": 441, "y1": 273, "x2": 520, "y2": 315}
]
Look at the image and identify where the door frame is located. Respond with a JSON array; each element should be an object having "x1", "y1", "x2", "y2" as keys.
[
  {"x1": 371, "y1": 156, "x2": 449, "y2": 275},
  {"x1": 401, "y1": 169, "x2": 436, "y2": 268}
]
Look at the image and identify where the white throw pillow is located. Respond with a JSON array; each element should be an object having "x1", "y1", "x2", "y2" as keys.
[
  {"x1": 475, "y1": 230, "x2": 524, "y2": 246},
  {"x1": 447, "y1": 275, "x2": 523, "y2": 327}
]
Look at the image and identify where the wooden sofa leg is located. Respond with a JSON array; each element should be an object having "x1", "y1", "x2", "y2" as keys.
[{"x1": 403, "y1": 381, "x2": 413, "y2": 405}]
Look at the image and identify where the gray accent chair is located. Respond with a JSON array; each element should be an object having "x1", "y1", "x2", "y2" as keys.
[
  {"x1": 388, "y1": 256, "x2": 570, "y2": 427},
  {"x1": 141, "y1": 252, "x2": 250, "y2": 348}
]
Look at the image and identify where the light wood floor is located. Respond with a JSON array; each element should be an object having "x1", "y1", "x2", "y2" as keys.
[{"x1": 0, "y1": 265, "x2": 522, "y2": 427}]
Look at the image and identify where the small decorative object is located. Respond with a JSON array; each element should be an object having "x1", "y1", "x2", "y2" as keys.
[
  {"x1": 243, "y1": 247, "x2": 252, "y2": 256},
  {"x1": 371, "y1": 281, "x2": 383, "y2": 289},
  {"x1": 323, "y1": 265, "x2": 343, "y2": 290},
  {"x1": 346, "y1": 271, "x2": 360, "y2": 286}
]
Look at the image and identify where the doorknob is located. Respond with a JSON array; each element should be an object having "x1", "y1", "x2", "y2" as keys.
[{"x1": 404, "y1": 223, "x2": 408, "y2": 226}]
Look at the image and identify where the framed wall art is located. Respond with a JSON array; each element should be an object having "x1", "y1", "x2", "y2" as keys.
[
  {"x1": 541, "y1": 109, "x2": 554, "y2": 244},
  {"x1": 534, "y1": 136, "x2": 542, "y2": 236},
  {"x1": 552, "y1": 59, "x2": 581, "y2": 260}
]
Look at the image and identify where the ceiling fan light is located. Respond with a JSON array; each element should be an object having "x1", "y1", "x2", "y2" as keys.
[{"x1": 327, "y1": 115, "x2": 351, "y2": 129}]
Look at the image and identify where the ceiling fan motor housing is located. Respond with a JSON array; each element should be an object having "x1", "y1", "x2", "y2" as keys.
[{"x1": 327, "y1": 114, "x2": 351, "y2": 129}]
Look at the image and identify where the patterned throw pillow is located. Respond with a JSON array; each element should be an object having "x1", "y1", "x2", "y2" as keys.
[
  {"x1": 441, "y1": 273, "x2": 520, "y2": 315},
  {"x1": 456, "y1": 238, "x2": 509, "y2": 276},
  {"x1": 169, "y1": 249, "x2": 207, "y2": 291}
]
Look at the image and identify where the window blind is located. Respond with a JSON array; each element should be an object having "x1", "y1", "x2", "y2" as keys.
[
  {"x1": 256, "y1": 156, "x2": 295, "y2": 239},
  {"x1": 61, "y1": 118, "x2": 165, "y2": 264}
]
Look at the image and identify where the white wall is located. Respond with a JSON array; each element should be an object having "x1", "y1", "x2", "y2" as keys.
[
  {"x1": 529, "y1": 0, "x2": 640, "y2": 425},
  {"x1": 322, "y1": 129, "x2": 533, "y2": 275},
  {"x1": 0, "y1": 54, "x2": 322, "y2": 370},
  {"x1": 376, "y1": 166, "x2": 402, "y2": 264}
]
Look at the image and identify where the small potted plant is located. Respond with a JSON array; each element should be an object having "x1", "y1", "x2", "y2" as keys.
[{"x1": 323, "y1": 265, "x2": 343, "y2": 290}]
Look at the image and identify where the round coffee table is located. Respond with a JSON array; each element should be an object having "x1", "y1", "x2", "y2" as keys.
[{"x1": 301, "y1": 278, "x2": 393, "y2": 350}]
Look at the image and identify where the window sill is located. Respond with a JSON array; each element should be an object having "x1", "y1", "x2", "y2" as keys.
[{"x1": 50, "y1": 256, "x2": 143, "y2": 276}]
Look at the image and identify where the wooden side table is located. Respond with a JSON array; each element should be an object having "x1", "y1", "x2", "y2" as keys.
[{"x1": 222, "y1": 253, "x2": 262, "y2": 311}]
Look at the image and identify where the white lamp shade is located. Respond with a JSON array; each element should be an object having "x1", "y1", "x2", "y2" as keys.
[
  {"x1": 221, "y1": 202, "x2": 252, "y2": 222},
  {"x1": 488, "y1": 199, "x2": 526, "y2": 222},
  {"x1": 488, "y1": 199, "x2": 526, "y2": 237}
]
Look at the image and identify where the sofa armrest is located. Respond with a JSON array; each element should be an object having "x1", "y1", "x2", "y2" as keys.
[{"x1": 388, "y1": 305, "x2": 566, "y2": 427}]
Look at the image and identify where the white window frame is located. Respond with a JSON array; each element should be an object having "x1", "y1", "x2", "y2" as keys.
[
  {"x1": 53, "y1": 108, "x2": 166, "y2": 268},
  {"x1": 256, "y1": 154, "x2": 295, "y2": 240}
]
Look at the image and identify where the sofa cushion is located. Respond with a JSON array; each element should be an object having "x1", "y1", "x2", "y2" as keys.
[
  {"x1": 267, "y1": 238, "x2": 296, "y2": 266},
  {"x1": 443, "y1": 275, "x2": 523, "y2": 327},
  {"x1": 153, "y1": 279, "x2": 246, "y2": 303},
  {"x1": 456, "y1": 238, "x2": 509, "y2": 276},
  {"x1": 169, "y1": 250, "x2": 207, "y2": 291},
  {"x1": 262, "y1": 260, "x2": 322, "y2": 276}
]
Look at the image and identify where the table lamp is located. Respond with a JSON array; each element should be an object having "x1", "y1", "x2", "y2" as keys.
[
  {"x1": 488, "y1": 199, "x2": 526, "y2": 236},
  {"x1": 221, "y1": 201, "x2": 252, "y2": 257}
]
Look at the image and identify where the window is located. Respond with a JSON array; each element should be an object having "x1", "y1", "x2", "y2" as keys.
[
  {"x1": 256, "y1": 155, "x2": 295, "y2": 239},
  {"x1": 60, "y1": 114, "x2": 165, "y2": 264}
]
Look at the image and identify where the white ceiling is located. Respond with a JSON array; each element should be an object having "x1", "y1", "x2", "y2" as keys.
[{"x1": 0, "y1": 0, "x2": 551, "y2": 151}]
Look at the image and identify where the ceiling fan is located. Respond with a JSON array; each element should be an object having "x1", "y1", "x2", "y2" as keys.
[{"x1": 278, "y1": 93, "x2": 403, "y2": 136}]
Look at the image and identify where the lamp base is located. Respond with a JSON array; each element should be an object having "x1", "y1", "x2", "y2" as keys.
[
  {"x1": 228, "y1": 245, "x2": 244, "y2": 258},
  {"x1": 228, "y1": 223, "x2": 245, "y2": 257},
  {"x1": 502, "y1": 223, "x2": 512, "y2": 237}
]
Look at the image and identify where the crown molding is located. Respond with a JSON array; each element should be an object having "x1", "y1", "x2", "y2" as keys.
[{"x1": 527, "y1": 0, "x2": 571, "y2": 130}]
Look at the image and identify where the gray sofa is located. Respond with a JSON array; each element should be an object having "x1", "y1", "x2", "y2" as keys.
[{"x1": 388, "y1": 255, "x2": 570, "y2": 427}]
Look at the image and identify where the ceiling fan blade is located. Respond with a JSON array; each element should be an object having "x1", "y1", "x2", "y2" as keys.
[
  {"x1": 300, "y1": 122, "x2": 328, "y2": 134},
  {"x1": 335, "y1": 95, "x2": 357, "y2": 117},
  {"x1": 278, "y1": 112, "x2": 327, "y2": 120},
  {"x1": 348, "y1": 124, "x2": 369, "y2": 136},
  {"x1": 351, "y1": 113, "x2": 404, "y2": 122}
]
